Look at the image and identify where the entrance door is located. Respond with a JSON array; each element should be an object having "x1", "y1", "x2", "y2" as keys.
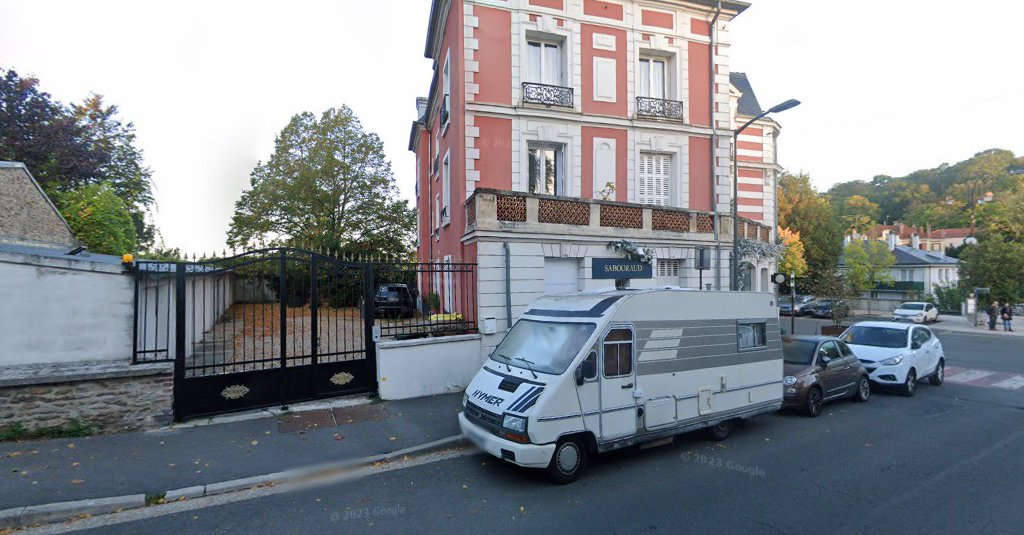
[
  {"x1": 599, "y1": 326, "x2": 637, "y2": 440},
  {"x1": 544, "y1": 257, "x2": 579, "y2": 295}
]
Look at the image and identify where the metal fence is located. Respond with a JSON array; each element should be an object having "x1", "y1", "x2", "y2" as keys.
[{"x1": 371, "y1": 262, "x2": 478, "y2": 340}]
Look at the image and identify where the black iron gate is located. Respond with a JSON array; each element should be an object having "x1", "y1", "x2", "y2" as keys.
[{"x1": 133, "y1": 248, "x2": 377, "y2": 420}]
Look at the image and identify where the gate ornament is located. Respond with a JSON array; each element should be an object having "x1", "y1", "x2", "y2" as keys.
[
  {"x1": 330, "y1": 372, "x2": 355, "y2": 386},
  {"x1": 221, "y1": 385, "x2": 250, "y2": 400}
]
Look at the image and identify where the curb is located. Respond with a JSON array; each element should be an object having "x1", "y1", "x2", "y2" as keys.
[{"x1": 0, "y1": 435, "x2": 468, "y2": 530}]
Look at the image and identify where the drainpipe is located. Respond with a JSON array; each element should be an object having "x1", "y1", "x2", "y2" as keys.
[
  {"x1": 503, "y1": 242, "x2": 513, "y2": 330},
  {"x1": 710, "y1": 1, "x2": 722, "y2": 290}
]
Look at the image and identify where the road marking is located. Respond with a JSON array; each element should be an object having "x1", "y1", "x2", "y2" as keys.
[
  {"x1": 991, "y1": 375, "x2": 1024, "y2": 390},
  {"x1": 945, "y1": 370, "x2": 994, "y2": 383}
]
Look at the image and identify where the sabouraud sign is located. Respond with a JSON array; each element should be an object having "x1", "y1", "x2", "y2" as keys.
[{"x1": 591, "y1": 258, "x2": 653, "y2": 279}]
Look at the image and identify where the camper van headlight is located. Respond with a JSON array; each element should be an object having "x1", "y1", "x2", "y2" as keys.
[
  {"x1": 462, "y1": 394, "x2": 468, "y2": 408},
  {"x1": 502, "y1": 414, "x2": 527, "y2": 433},
  {"x1": 783, "y1": 376, "x2": 798, "y2": 386}
]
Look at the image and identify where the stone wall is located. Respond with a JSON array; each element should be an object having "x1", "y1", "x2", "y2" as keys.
[
  {"x1": 0, "y1": 162, "x2": 76, "y2": 246},
  {"x1": 0, "y1": 361, "x2": 173, "y2": 434}
]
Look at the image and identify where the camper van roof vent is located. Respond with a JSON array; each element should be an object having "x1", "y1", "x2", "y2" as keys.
[{"x1": 498, "y1": 376, "x2": 524, "y2": 393}]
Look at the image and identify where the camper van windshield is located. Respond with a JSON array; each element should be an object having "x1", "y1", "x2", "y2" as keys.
[{"x1": 491, "y1": 320, "x2": 596, "y2": 375}]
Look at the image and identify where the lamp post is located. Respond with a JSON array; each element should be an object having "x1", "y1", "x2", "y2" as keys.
[{"x1": 731, "y1": 99, "x2": 801, "y2": 291}]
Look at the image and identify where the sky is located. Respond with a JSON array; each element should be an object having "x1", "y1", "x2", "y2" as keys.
[{"x1": 1, "y1": 0, "x2": 1021, "y2": 254}]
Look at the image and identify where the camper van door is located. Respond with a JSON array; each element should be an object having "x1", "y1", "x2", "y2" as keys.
[{"x1": 600, "y1": 325, "x2": 637, "y2": 439}]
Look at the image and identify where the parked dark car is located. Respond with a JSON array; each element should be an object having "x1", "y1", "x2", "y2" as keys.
[
  {"x1": 374, "y1": 284, "x2": 415, "y2": 318},
  {"x1": 779, "y1": 295, "x2": 817, "y2": 316},
  {"x1": 782, "y1": 335, "x2": 871, "y2": 416},
  {"x1": 810, "y1": 300, "x2": 847, "y2": 319}
]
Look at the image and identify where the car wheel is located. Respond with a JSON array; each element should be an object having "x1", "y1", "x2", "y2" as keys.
[
  {"x1": 546, "y1": 436, "x2": 587, "y2": 485},
  {"x1": 853, "y1": 376, "x2": 871, "y2": 402},
  {"x1": 929, "y1": 359, "x2": 945, "y2": 386},
  {"x1": 706, "y1": 419, "x2": 735, "y2": 441},
  {"x1": 901, "y1": 369, "x2": 917, "y2": 397},
  {"x1": 804, "y1": 387, "x2": 824, "y2": 417}
]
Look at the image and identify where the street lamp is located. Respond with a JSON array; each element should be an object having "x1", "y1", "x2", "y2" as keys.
[{"x1": 731, "y1": 99, "x2": 801, "y2": 291}]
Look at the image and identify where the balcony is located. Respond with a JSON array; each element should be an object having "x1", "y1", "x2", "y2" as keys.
[
  {"x1": 522, "y1": 82, "x2": 574, "y2": 108},
  {"x1": 465, "y1": 189, "x2": 773, "y2": 244},
  {"x1": 636, "y1": 96, "x2": 685, "y2": 120}
]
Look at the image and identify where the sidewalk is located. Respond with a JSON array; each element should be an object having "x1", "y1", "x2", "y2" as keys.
[
  {"x1": 845, "y1": 310, "x2": 1023, "y2": 337},
  {"x1": 0, "y1": 393, "x2": 463, "y2": 513}
]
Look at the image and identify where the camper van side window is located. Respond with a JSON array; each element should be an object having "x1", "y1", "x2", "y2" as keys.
[
  {"x1": 582, "y1": 351, "x2": 597, "y2": 380},
  {"x1": 603, "y1": 328, "x2": 634, "y2": 378},
  {"x1": 737, "y1": 321, "x2": 767, "y2": 351}
]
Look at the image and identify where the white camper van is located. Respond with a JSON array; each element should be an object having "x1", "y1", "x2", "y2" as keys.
[{"x1": 458, "y1": 287, "x2": 783, "y2": 483}]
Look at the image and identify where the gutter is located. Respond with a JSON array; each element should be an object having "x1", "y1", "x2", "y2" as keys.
[
  {"x1": 504, "y1": 242, "x2": 513, "y2": 330},
  {"x1": 710, "y1": 1, "x2": 722, "y2": 290}
]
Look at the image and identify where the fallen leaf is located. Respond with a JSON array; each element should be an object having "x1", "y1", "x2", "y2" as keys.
[
  {"x1": 389, "y1": 436, "x2": 397, "y2": 441},
  {"x1": 71, "y1": 479, "x2": 85, "y2": 484},
  {"x1": 251, "y1": 440, "x2": 259, "y2": 446},
  {"x1": 264, "y1": 431, "x2": 271, "y2": 435},
  {"x1": 66, "y1": 444, "x2": 75, "y2": 449},
  {"x1": 462, "y1": 485, "x2": 468, "y2": 489},
  {"x1": 71, "y1": 462, "x2": 80, "y2": 467},
  {"x1": 7, "y1": 452, "x2": 21, "y2": 458}
]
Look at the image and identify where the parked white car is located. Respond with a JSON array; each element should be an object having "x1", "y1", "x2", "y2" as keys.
[
  {"x1": 839, "y1": 321, "x2": 945, "y2": 396},
  {"x1": 891, "y1": 302, "x2": 939, "y2": 323}
]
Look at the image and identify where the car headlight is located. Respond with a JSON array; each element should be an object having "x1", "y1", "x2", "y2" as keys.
[
  {"x1": 880, "y1": 355, "x2": 904, "y2": 366},
  {"x1": 783, "y1": 376, "x2": 798, "y2": 386},
  {"x1": 502, "y1": 414, "x2": 527, "y2": 432}
]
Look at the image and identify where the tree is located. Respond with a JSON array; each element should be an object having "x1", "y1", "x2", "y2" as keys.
[
  {"x1": 0, "y1": 68, "x2": 156, "y2": 247},
  {"x1": 959, "y1": 238, "x2": 1024, "y2": 304},
  {"x1": 837, "y1": 195, "x2": 880, "y2": 234},
  {"x1": 57, "y1": 183, "x2": 136, "y2": 255},
  {"x1": 73, "y1": 95, "x2": 156, "y2": 248},
  {"x1": 778, "y1": 172, "x2": 844, "y2": 275},
  {"x1": 228, "y1": 106, "x2": 415, "y2": 258},
  {"x1": 808, "y1": 270, "x2": 857, "y2": 327},
  {"x1": 843, "y1": 240, "x2": 896, "y2": 315},
  {"x1": 777, "y1": 227, "x2": 808, "y2": 278}
]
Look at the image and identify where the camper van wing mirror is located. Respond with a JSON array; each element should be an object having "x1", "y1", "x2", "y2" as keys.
[{"x1": 574, "y1": 366, "x2": 584, "y2": 386}]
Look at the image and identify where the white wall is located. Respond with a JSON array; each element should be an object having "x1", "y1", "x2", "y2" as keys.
[
  {"x1": 376, "y1": 334, "x2": 483, "y2": 400},
  {"x1": 1, "y1": 252, "x2": 133, "y2": 365}
]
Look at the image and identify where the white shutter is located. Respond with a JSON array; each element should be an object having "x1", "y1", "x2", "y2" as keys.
[{"x1": 639, "y1": 154, "x2": 670, "y2": 206}]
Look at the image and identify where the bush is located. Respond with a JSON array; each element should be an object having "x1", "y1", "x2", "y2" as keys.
[
  {"x1": 930, "y1": 284, "x2": 963, "y2": 314},
  {"x1": 56, "y1": 183, "x2": 136, "y2": 255}
]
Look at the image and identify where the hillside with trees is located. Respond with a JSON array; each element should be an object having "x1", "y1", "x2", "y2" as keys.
[{"x1": 779, "y1": 149, "x2": 1024, "y2": 302}]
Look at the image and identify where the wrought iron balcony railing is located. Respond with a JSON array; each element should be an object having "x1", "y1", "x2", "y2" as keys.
[
  {"x1": 522, "y1": 82, "x2": 574, "y2": 108},
  {"x1": 440, "y1": 94, "x2": 450, "y2": 125},
  {"x1": 636, "y1": 96, "x2": 685, "y2": 120}
]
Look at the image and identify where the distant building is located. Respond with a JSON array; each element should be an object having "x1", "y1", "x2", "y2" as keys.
[
  {"x1": 842, "y1": 236, "x2": 959, "y2": 300},
  {"x1": 848, "y1": 223, "x2": 973, "y2": 254},
  {"x1": 0, "y1": 161, "x2": 76, "y2": 247}
]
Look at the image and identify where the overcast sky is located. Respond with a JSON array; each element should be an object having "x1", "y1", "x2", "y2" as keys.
[{"x1": 2, "y1": 0, "x2": 1021, "y2": 254}]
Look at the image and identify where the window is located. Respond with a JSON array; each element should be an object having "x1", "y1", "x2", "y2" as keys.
[
  {"x1": 442, "y1": 50, "x2": 451, "y2": 127},
  {"x1": 657, "y1": 259, "x2": 680, "y2": 278},
  {"x1": 433, "y1": 195, "x2": 441, "y2": 237},
  {"x1": 838, "y1": 341, "x2": 855, "y2": 358},
  {"x1": 490, "y1": 320, "x2": 597, "y2": 375},
  {"x1": 602, "y1": 328, "x2": 633, "y2": 378},
  {"x1": 737, "y1": 321, "x2": 767, "y2": 350},
  {"x1": 441, "y1": 153, "x2": 451, "y2": 226},
  {"x1": 528, "y1": 143, "x2": 564, "y2": 195},
  {"x1": 817, "y1": 342, "x2": 841, "y2": 363},
  {"x1": 912, "y1": 327, "x2": 932, "y2": 348},
  {"x1": 527, "y1": 40, "x2": 562, "y2": 85},
  {"x1": 581, "y1": 350, "x2": 597, "y2": 380},
  {"x1": 639, "y1": 57, "x2": 667, "y2": 99},
  {"x1": 638, "y1": 153, "x2": 670, "y2": 206}
]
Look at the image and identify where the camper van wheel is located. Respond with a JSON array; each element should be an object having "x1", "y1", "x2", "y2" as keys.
[
  {"x1": 547, "y1": 437, "x2": 588, "y2": 485},
  {"x1": 706, "y1": 419, "x2": 734, "y2": 441}
]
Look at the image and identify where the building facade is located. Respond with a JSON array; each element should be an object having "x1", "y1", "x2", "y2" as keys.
[
  {"x1": 850, "y1": 223, "x2": 974, "y2": 254},
  {"x1": 409, "y1": 0, "x2": 784, "y2": 354}
]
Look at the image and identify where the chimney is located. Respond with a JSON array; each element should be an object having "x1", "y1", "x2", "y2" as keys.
[
  {"x1": 912, "y1": 234, "x2": 921, "y2": 250},
  {"x1": 887, "y1": 233, "x2": 897, "y2": 251}
]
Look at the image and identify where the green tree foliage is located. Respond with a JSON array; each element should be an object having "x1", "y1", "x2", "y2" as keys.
[
  {"x1": 0, "y1": 68, "x2": 155, "y2": 247},
  {"x1": 57, "y1": 183, "x2": 136, "y2": 255},
  {"x1": 778, "y1": 172, "x2": 844, "y2": 275},
  {"x1": 843, "y1": 240, "x2": 896, "y2": 315},
  {"x1": 836, "y1": 195, "x2": 880, "y2": 234},
  {"x1": 959, "y1": 239, "x2": 1024, "y2": 303},
  {"x1": 228, "y1": 106, "x2": 415, "y2": 258}
]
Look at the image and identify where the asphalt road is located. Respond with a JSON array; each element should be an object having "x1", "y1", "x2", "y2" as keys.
[{"x1": 70, "y1": 327, "x2": 1024, "y2": 535}]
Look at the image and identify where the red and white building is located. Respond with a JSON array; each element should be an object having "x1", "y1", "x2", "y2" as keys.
[{"x1": 409, "y1": 0, "x2": 786, "y2": 351}]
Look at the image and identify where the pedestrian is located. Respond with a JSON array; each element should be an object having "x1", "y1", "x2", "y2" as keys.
[
  {"x1": 986, "y1": 301, "x2": 999, "y2": 331},
  {"x1": 1000, "y1": 301, "x2": 1014, "y2": 332}
]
